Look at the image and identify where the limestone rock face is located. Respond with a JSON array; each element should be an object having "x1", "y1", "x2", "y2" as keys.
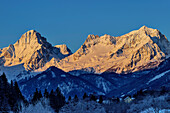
[
  {"x1": 0, "y1": 30, "x2": 67, "y2": 70},
  {"x1": 55, "y1": 26, "x2": 170, "y2": 74}
]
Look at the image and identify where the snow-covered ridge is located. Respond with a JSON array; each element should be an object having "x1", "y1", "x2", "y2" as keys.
[
  {"x1": 0, "y1": 26, "x2": 170, "y2": 79},
  {"x1": 55, "y1": 26, "x2": 170, "y2": 74},
  {"x1": 0, "y1": 30, "x2": 71, "y2": 78}
]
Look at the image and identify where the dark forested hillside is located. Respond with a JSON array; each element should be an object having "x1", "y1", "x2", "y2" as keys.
[{"x1": 0, "y1": 73, "x2": 26, "y2": 112}]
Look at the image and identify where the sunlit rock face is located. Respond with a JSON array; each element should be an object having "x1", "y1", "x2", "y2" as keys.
[
  {"x1": 0, "y1": 26, "x2": 169, "y2": 74},
  {"x1": 55, "y1": 44, "x2": 72, "y2": 56},
  {"x1": 0, "y1": 30, "x2": 67, "y2": 70},
  {"x1": 55, "y1": 26, "x2": 170, "y2": 74}
]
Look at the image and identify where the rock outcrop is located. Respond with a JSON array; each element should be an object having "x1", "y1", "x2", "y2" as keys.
[{"x1": 55, "y1": 44, "x2": 72, "y2": 56}]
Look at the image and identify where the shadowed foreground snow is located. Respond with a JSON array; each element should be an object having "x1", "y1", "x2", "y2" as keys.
[
  {"x1": 59, "y1": 100, "x2": 106, "y2": 113},
  {"x1": 19, "y1": 98, "x2": 54, "y2": 113}
]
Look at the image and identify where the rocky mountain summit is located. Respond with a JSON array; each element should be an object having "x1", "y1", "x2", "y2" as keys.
[
  {"x1": 0, "y1": 26, "x2": 169, "y2": 77},
  {"x1": 55, "y1": 44, "x2": 72, "y2": 56},
  {"x1": 55, "y1": 26, "x2": 170, "y2": 74},
  {"x1": 0, "y1": 30, "x2": 70, "y2": 71}
]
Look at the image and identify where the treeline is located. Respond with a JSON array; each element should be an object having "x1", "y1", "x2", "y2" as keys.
[
  {"x1": 31, "y1": 90, "x2": 104, "y2": 112},
  {"x1": 0, "y1": 73, "x2": 27, "y2": 112},
  {"x1": 0, "y1": 73, "x2": 104, "y2": 113},
  {"x1": 0, "y1": 72, "x2": 169, "y2": 113},
  {"x1": 67, "y1": 92, "x2": 103, "y2": 104},
  {"x1": 0, "y1": 73, "x2": 66, "y2": 113},
  {"x1": 31, "y1": 87, "x2": 65, "y2": 112}
]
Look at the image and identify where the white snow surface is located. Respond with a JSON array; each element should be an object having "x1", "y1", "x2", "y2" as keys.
[
  {"x1": 59, "y1": 100, "x2": 106, "y2": 113},
  {"x1": 51, "y1": 71, "x2": 56, "y2": 78},
  {"x1": 140, "y1": 108, "x2": 170, "y2": 113},
  {"x1": 61, "y1": 74, "x2": 66, "y2": 77},
  {"x1": 147, "y1": 70, "x2": 170, "y2": 84},
  {"x1": 0, "y1": 64, "x2": 24, "y2": 80},
  {"x1": 38, "y1": 74, "x2": 46, "y2": 80},
  {"x1": 19, "y1": 98, "x2": 54, "y2": 113}
]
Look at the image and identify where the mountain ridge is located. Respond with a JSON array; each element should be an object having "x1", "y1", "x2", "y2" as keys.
[
  {"x1": 0, "y1": 26, "x2": 170, "y2": 80},
  {"x1": 18, "y1": 57, "x2": 170, "y2": 99},
  {"x1": 49, "y1": 26, "x2": 170, "y2": 74}
]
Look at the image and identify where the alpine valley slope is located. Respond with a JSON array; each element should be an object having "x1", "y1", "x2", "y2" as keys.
[
  {"x1": 0, "y1": 26, "x2": 169, "y2": 99},
  {"x1": 0, "y1": 30, "x2": 72, "y2": 80},
  {"x1": 18, "y1": 57, "x2": 170, "y2": 99},
  {"x1": 42, "y1": 26, "x2": 169, "y2": 74}
]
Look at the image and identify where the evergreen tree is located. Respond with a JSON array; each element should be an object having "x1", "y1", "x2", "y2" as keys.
[
  {"x1": 38, "y1": 90, "x2": 43, "y2": 99},
  {"x1": 49, "y1": 88, "x2": 65, "y2": 112},
  {"x1": 0, "y1": 73, "x2": 27, "y2": 112},
  {"x1": 116, "y1": 97, "x2": 120, "y2": 103},
  {"x1": 56, "y1": 87, "x2": 61, "y2": 95},
  {"x1": 32, "y1": 88, "x2": 39, "y2": 104},
  {"x1": 90, "y1": 94, "x2": 97, "y2": 101},
  {"x1": 98, "y1": 95, "x2": 103, "y2": 103},
  {"x1": 1, "y1": 72, "x2": 8, "y2": 85},
  {"x1": 14, "y1": 81, "x2": 23, "y2": 98},
  {"x1": 0, "y1": 73, "x2": 10, "y2": 112},
  {"x1": 68, "y1": 96, "x2": 71, "y2": 101},
  {"x1": 74, "y1": 95, "x2": 79, "y2": 102},
  {"x1": 44, "y1": 88, "x2": 49, "y2": 98},
  {"x1": 50, "y1": 89, "x2": 54, "y2": 96},
  {"x1": 83, "y1": 93, "x2": 87, "y2": 100},
  {"x1": 10, "y1": 80, "x2": 13, "y2": 88}
]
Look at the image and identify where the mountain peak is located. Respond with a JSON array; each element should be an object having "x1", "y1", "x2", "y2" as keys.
[
  {"x1": 138, "y1": 25, "x2": 159, "y2": 34},
  {"x1": 26, "y1": 29, "x2": 37, "y2": 33},
  {"x1": 85, "y1": 34, "x2": 99, "y2": 43},
  {"x1": 0, "y1": 30, "x2": 69, "y2": 71},
  {"x1": 21, "y1": 29, "x2": 41, "y2": 40},
  {"x1": 139, "y1": 25, "x2": 148, "y2": 29},
  {"x1": 22, "y1": 29, "x2": 40, "y2": 39},
  {"x1": 55, "y1": 44, "x2": 72, "y2": 56},
  {"x1": 15, "y1": 30, "x2": 49, "y2": 47},
  {"x1": 58, "y1": 26, "x2": 170, "y2": 74}
]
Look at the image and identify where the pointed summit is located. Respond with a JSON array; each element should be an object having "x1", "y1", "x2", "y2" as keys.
[
  {"x1": 21, "y1": 30, "x2": 40, "y2": 40},
  {"x1": 0, "y1": 30, "x2": 69, "y2": 71},
  {"x1": 138, "y1": 25, "x2": 157, "y2": 33},
  {"x1": 138, "y1": 25, "x2": 159, "y2": 33},
  {"x1": 139, "y1": 25, "x2": 148, "y2": 29},
  {"x1": 15, "y1": 30, "x2": 48, "y2": 46}
]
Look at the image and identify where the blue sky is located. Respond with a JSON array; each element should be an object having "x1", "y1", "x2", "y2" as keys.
[{"x1": 0, "y1": 0, "x2": 170, "y2": 52}]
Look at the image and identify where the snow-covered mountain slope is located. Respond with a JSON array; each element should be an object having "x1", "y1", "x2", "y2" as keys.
[
  {"x1": 1, "y1": 26, "x2": 169, "y2": 80},
  {"x1": 18, "y1": 66, "x2": 106, "y2": 99},
  {"x1": 0, "y1": 30, "x2": 71, "y2": 80},
  {"x1": 0, "y1": 30, "x2": 68, "y2": 70},
  {"x1": 106, "y1": 57, "x2": 170, "y2": 97},
  {"x1": 0, "y1": 64, "x2": 25, "y2": 81},
  {"x1": 18, "y1": 57, "x2": 170, "y2": 99},
  {"x1": 51, "y1": 26, "x2": 170, "y2": 74}
]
